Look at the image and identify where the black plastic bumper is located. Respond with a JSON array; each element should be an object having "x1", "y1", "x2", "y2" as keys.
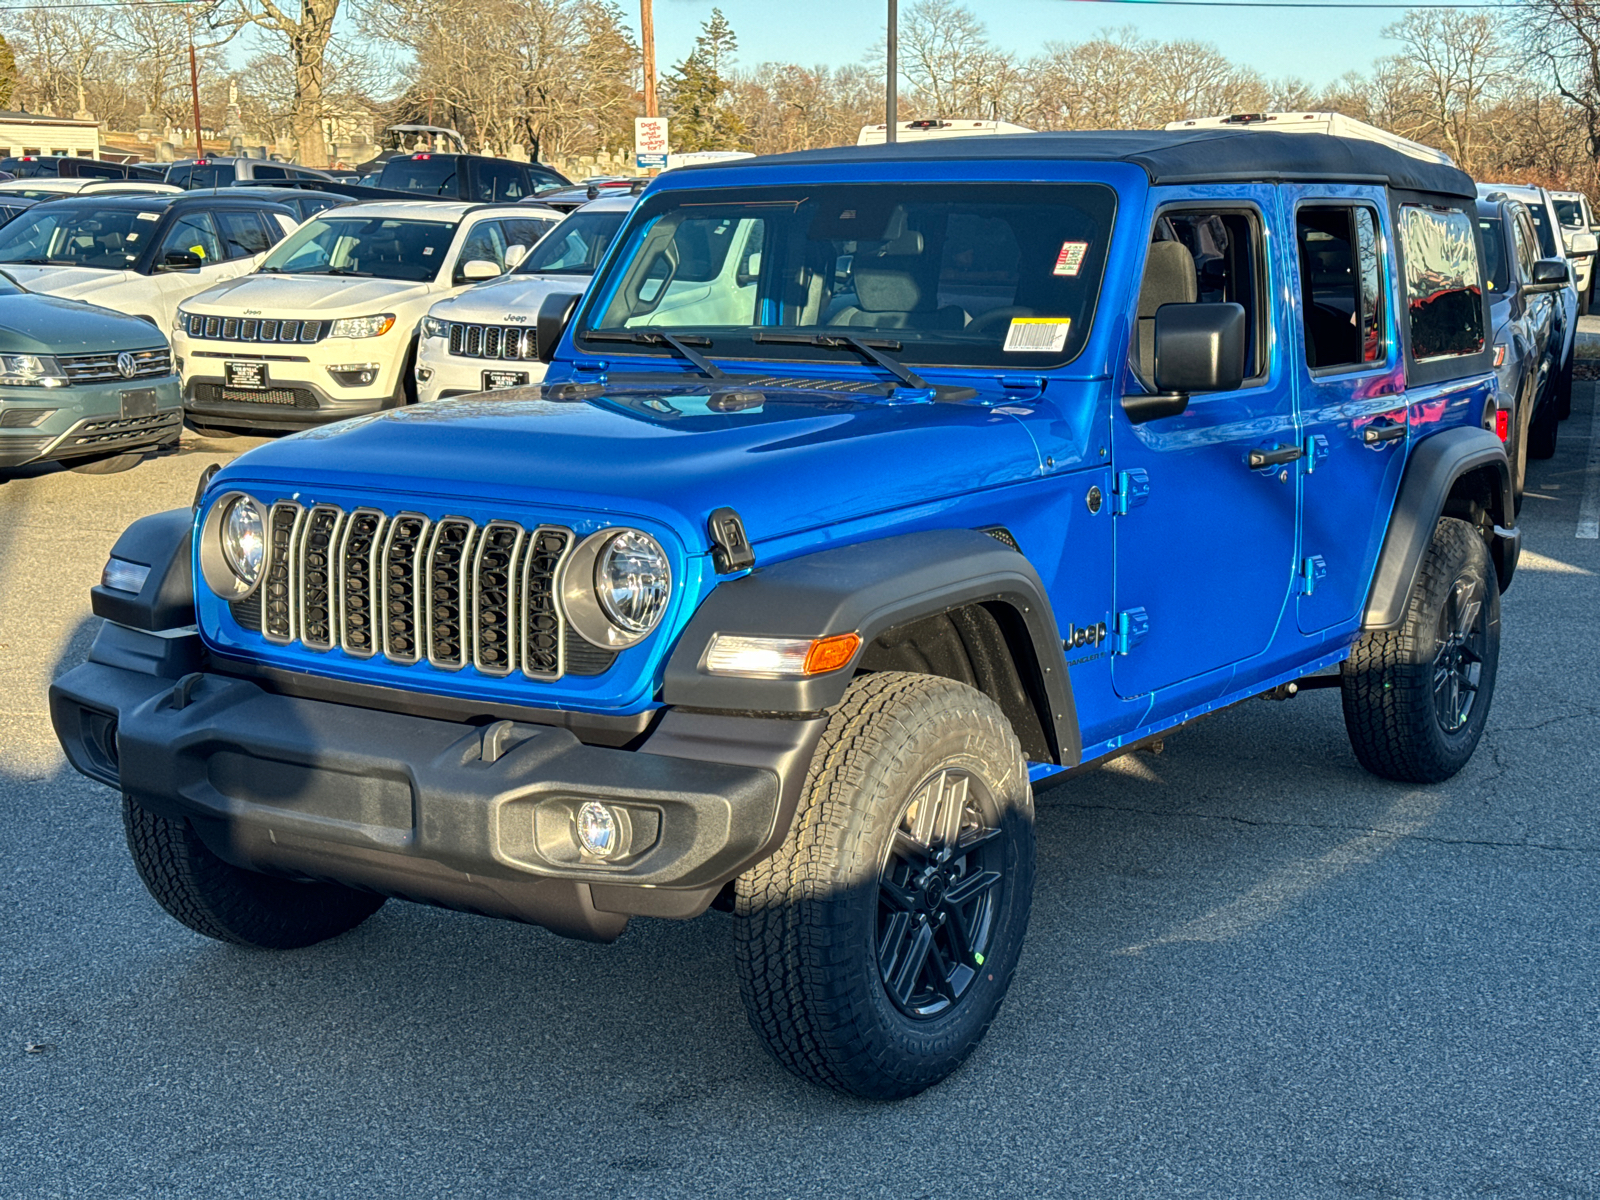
[{"x1": 51, "y1": 625, "x2": 825, "y2": 941}]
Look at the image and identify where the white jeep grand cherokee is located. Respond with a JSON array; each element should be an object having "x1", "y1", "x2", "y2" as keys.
[{"x1": 174, "y1": 200, "x2": 561, "y2": 431}]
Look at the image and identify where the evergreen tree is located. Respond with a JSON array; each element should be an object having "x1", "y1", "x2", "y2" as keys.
[
  {"x1": 0, "y1": 36, "x2": 19, "y2": 110},
  {"x1": 661, "y1": 7, "x2": 744, "y2": 151}
]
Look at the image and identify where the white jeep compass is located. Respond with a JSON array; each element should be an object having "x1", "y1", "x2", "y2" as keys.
[{"x1": 174, "y1": 200, "x2": 561, "y2": 432}]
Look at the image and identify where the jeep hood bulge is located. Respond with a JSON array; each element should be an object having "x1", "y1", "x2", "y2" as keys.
[{"x1": 223, "y1": 386, "x2": 1046, "y2": 547}]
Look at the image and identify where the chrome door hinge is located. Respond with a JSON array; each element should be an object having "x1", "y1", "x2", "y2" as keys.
[
  {"x1": 1112, "y1": 468, "x2": 1150, "y2": 516},
  {"x1": 1111, "y1": 607, "x2": 1150, "y2": 655},
  {"x1": 1297, "y1": 555, "x2": 1327, "y2": 596},
  {"x1": 1302, "y1": 434, "x2": 1329, "y2": 473}
]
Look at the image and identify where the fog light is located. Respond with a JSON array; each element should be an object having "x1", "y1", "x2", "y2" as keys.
[
  {"x1": 327, "y1": 362, "x2": 380, "y2": 387},
  {"x1": 101, "y1": 556, "x2": 150, "y2": 594},
  {"x1": 576, "y1": 801, "x2": 618, "y2": 857},
  {"x1": 415, "y1": 365, "x2": 433, "y2": 382}
]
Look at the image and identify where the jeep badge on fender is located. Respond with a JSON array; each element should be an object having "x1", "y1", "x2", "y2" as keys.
[{"x1": 52, "y1": 128, "x2": 1516, "y2": 1103}]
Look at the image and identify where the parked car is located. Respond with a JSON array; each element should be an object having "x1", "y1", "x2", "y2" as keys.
[
  {"x1": 221, "y1": 185, "x2": 350, "y2": 224},
  {"x1": 0, "y1": 154, "x2": 167, "y2": 181},
  {"x1": 0, "y1": 195, "x2": 37, "y2": 227},
  {"x1": 377, "y1": 152, "x2": 570, "y2": 202},
  {"x1": 0, "y1": 271, "x2": 179, "y2": 474},
  {"x1": 0, "y1": 191, "x2": 297, "y2": 330},
  {"x1": 0, "y1": 178, "x2": 181, "y2": 201},
  {"x1": 165, "y1": 157, "x2": 338, "y2": 189},
  {"x1": 173, "y1": 200, "x2": 557, "y2": 433},
  {"x1": 1552, "y1": 189, "x2": 1598, "y2": 313},
  {"x1": 1479, "y1": 182, "x2": 1579, "y2": 428},
  {"x1": 416, "y1": 195, "x2": 630, "y2": 400},
  {"x1": 50, "y1": 130, "x2": 1519, "y2": 1102},
  {"x1": 532, "y1": 178, "x2": 645, "y2": 213},
  {"x1": 1477, "y1": 193, "x2": 1567, "y2": 505}
]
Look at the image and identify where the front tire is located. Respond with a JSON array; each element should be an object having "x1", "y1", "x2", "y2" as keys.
[
  {"x1": 123, "y1": 794, "x2": 385, "y2": 949},
  {"x1": 734, "y1": 672, "x2": 1035, "y2": 1100},
  {"x1": 1340, "y1": 517, "x2": 1500, "y2": 784},
  {"x1": 68, "y1": 451, "x2": 146, "y2": 475}
]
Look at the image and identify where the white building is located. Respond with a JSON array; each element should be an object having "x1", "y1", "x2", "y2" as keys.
[{"x1": 0, "y1": 110, "x2": 101, "y2": 159}]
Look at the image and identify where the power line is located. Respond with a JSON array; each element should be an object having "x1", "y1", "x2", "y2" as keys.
[{"x1": 1060, "y1": 0, "x2": 1510, "y2": 7}]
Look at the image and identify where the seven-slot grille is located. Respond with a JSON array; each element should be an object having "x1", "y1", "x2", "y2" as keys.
[
  {"x1": 447, "y1": 322, "x2": 538, "y2": 360},
  {"x1": 252, "y1": 501, "x2": 575, "y2": 680},
  {"x1": 185, "y1": 315, "x2": 330, "y2": 344},
  {"x1": 58, "y1": 347, "x2": 172, "y2": 382}
]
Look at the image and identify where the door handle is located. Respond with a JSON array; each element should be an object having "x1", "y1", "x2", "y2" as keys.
[
  {"x1": 1362, "y1": 422, "x2": 1407, "y2": 445},
  {"x1": 1248, "y1": 443, "x2": 1305, "y2": 470}
]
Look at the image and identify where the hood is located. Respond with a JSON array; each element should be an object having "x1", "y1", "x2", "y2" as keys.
[
  {"x1": 0, "y1": 292, "x2": 170, "y2": 354},
  {"x1": 428, "y1": 272, "x2": 589, "y2": 322},
  {"x1": 219, "y1": 384, "x2": 1044, "y2": 551},
  {"x1": 184, "y1": 272, "x2": 437, "y2": 316},
  {"x1": 1, "y1": 264, "x2": 137, "y2": 300}
]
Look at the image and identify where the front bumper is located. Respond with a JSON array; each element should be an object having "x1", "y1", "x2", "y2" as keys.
[
  {"x1": 51, "y1": 624, "x2": 823, "y2": 941},
  {"x1": 415, "y1": 339, "x2": 547, "y2": 404},
  {"x1": 176, "y1": 330, "x2": 408, "y2": 430},
  {"x1": 0, "y1": 375, "x2": 181, "y2": 468}
]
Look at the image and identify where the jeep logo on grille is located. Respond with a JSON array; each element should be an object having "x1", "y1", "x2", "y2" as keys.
[{"x1": 116, "y1": 352, "x2": 137, "y2": 379}]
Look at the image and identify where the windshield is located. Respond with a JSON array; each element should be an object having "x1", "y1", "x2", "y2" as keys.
[
  {"x1": 258, "y1": 215, "x2": 458, "y2": 281},
  {"x1": 581, "y1": 183, "x2": 1115, "y2": 370},
  {"x1": 1478, "y1": 217, "x2": 1510, "y2": 294},
  {"x1": 515, "y1": 210, "x2": 627, "y2": 275},
  {"x1": 380, "y1": 157, "x2": 457, "y2": 196},
  {"x1": 1555, "y1": 198, "x2": 1587, "y2": 228},
  {"x1": 0, "y1": 205, "x2": 162, "y2": 269}
]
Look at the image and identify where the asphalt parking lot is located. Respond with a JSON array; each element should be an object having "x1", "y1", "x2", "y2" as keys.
[{"x1": 3, "y1": 394, "x2": 1600, "y2": 1199}]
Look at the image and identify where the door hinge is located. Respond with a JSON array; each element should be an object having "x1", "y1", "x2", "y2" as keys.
[
  {"x1": 1112, "y1": 468, "x2": 1150, "y2": 516},
  {"x1": 1297, "y1": 555, "x2": 1327, "y2": 596},
  {"x1": 1303, "y1": 434, "x2": 1329, "y2": 473},
  {"x1": 1111, "y1": 607, "x2": 1150, "y2": 655}
]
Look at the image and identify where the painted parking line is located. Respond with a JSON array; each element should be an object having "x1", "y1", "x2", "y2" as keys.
[{"x1": 1582, "y1": 385, "x2": 1600, "y2": 539}]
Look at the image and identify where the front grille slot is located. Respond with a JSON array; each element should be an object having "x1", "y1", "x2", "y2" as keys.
[
  {"x1": 234, "y1": 503, "x2": 590, "y2": 682},
  {"x1": 381, "y1": 514, "x2": 430, "y2": 664},
  {"x1": 338, "y1": 509, "x2": 386, "y2": 658},
  {"x1": 425, "y1": 518, "x2": 477, "y2": 670},
  {"x1": 262, "y1": 502, "x2": 304, "y2": 644}
]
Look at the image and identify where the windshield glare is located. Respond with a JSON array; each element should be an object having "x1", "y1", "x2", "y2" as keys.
[
  {"x1": 259, "y1": 215, "x2": 458, "y2": 281},
  {"x1": 0, "y1": 206, "x2": 159, "y2": 269},
  {"x1": 515, "y1": 210, "x2": 626, "y2": 275},
  {"x1": 581, "y1": 183, "x2": 1115, "y2": 369}
]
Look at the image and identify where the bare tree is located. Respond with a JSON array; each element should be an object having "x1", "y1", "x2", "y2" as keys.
[
  {"x1": 1382, "y1": 10, "x2": 1510, "y2": 174},
  {"x1": 221, "y1": 0, "x2": 341, "y2": 165},
  {"x1": 1521, "y1": 0, "x2": 1600, "y2": 173}
]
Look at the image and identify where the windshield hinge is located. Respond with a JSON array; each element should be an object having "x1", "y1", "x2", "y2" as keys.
[{"x1": 708, "y1": 507, "x2": 755, "y2": 574}]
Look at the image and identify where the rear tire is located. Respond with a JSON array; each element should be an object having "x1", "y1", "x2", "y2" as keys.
[
  {"x1": 1340, "y1": 517, "x2": 1499, "y2": 784},
  {"x1": 123, "y1": 794, "x2": 385, "y2": 949},
  {"x1": 1529, "y1": 391, "x2": 1560, "y2": 459},
  {"x1": 1556, "y1": 349, "x2": 1575, "y2": 421},
  {"x1": 68, "y1": 451, "x2": 145, "y2": 475},
  {"x1": 733, "y1": 672, "x2": 1035, "y2": 1100}
]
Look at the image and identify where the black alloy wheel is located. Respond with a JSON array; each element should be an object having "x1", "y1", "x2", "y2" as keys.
[
  {"x1": 877, "y1": 768, "x2": 1005, "y2": 1019},
  {"x1": 1432, "y1": 574, "x2": 1487, "y2": 735}
]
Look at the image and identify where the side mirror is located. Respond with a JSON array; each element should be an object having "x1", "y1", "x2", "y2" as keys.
[
  {"x1": 536, "y1": 291, "x2": 582, "y2": 363},
  {"x1": 1528, "y1": 258, "x2": 1571, "y2": 291},
  {"x1": 1123, "y1": 302, "x2": 1247, "y2": 424},
  {"x1": 158, "y1": 251, "x2": 203, "y2": 272},
  {"x1": 459, "y1": 258, "x2": 502, "y2": 282},
  {"x1": 504, "y1": 243, "x2": 529, "y2": 270},
  {"x1": 1571, "y1": 230, "x2": 1598, "y2": 255}
]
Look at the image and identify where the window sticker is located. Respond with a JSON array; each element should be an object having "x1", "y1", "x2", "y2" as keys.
[
  {"x1": 1003, "y1": 317, "x2": 1071, "y2": 353},
  {"x1": 423, "y1": 246, "x2": 435, "y2": 255},
  {"x1": 1053, "y1": 240, "x2": 1088, "y2": 276},
  {"x1": 136, "y1": 212, "x2": 160, "y2": 222}
]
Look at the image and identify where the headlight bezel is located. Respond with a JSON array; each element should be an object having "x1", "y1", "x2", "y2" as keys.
[
  {"x1": 0, "y1": 353, "x2": 67, "y2": 388},
  {"x1": 420, "y1": 315, "x2": 448, "y2": 340},
  {"x1": 198, "y1": 491, "x2": 268, "y2": 600},
  {"x1": 561, "y1": 527, "x2": 672, "y2": 649},
  {"x1": 328, "y1": 313, "x2": 397, "y2": 339},
  {"x1": 172, "y1": 307, "x2": 190, "y2": 336}
]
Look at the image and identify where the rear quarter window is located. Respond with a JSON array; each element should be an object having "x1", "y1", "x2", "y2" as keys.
[{"x1": 1400, "y1": 206, "x2": 1484, "y2": 362}]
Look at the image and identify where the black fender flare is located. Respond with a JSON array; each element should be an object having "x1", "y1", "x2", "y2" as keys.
[
  {"x1": 90, "y1": 507, "x2": 195, "y2": 632},
  {"x1": 663, "y1": 529, "x2": 1082, "y2": 766},
  {"x1": 1363, "y1": 426, "x2": 1517, "y2": 631}
]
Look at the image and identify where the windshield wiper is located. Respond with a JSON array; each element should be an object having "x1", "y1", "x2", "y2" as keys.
[
  {"x1": 586, "y1": 329, "x2": 727, "y2": 380},
  {"x1": 322, "y1": 268, "x2": 374, "y2": 277},
  {"x1": 751, "y1": 331, "x2": 928, "y2": 390}
]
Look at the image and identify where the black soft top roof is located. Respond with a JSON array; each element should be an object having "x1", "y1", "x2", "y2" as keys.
[{"x1": 733, "y1": 129, "x2": 1475, "y2": 199}]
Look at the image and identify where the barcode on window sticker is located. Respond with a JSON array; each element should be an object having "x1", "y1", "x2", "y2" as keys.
[{"x1": 1003, "y1": 317, "x2": 1071, "y2": 353}]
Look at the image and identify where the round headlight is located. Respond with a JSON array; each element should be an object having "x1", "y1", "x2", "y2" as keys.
[
  {"x1": 221, "y1": 496, "x2": 266, "y2": 586},
  {"x1": 594, "y1": 530, "x2": 670, "y2": 636}
]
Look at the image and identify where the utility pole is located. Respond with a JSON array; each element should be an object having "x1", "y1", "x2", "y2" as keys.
[
  {"x1": 640, "y1": 0, "x2": 657, "y2": 118},
  {"x1": 184, "y1": 2, "x2": 203, "y2": 160},
  {"x1": 886, "y1": 0, "x2": 897, "y2": 144}
]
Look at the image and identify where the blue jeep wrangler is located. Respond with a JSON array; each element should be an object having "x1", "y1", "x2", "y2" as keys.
[{"x1": 52, "y1": 131, "x2": 1518, "y2": 1100}]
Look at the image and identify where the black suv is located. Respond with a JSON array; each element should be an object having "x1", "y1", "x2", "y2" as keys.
[
  {"x1": 377, "y1": 153, "x2": 570, "y2": 202},
  {"x1": 166, "y1": 158, "x2": 338, "y2": 189},
  {"x1": 0, "y1": 155, "x2": 165, "y2": 181}
]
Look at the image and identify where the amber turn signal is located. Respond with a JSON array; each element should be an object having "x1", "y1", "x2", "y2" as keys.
[{"x1": 803, "y1": 632, "x2": 862, "y2": 675}]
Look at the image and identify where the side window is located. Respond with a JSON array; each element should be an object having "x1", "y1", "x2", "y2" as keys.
[
  {"x1": 158, "y1": 212, "x2": 223, "y2": 264},
  {"x1": 166, "y1": 165, "x2": 192, "y2": 189},
  {"x1": 1511, "y1": 213, "x2": 1537, "y2": 280},
  {"x1": 215, "y1": 210, "x2": 273, "y2": 258},
  {"x1": 252, "y1": 165, "x2": 286, "y2": 180},
  {"x1": 1134, "y1": 209, "x2": 1264, "y2": 386},
  {"x1": 455, "y1": 220, "x2": 508, "y2": 276},
  {"x1": 1398, "y1": 205, "x2": 1484, "y2": 362},
  {"x1": 1295, "y1": 205, "x2": 1386, "y2": 370}
]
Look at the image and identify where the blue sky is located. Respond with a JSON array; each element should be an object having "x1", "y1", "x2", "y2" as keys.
[{"x1": 643, "y1": 0, "x2": 1402, "y2": 90}]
